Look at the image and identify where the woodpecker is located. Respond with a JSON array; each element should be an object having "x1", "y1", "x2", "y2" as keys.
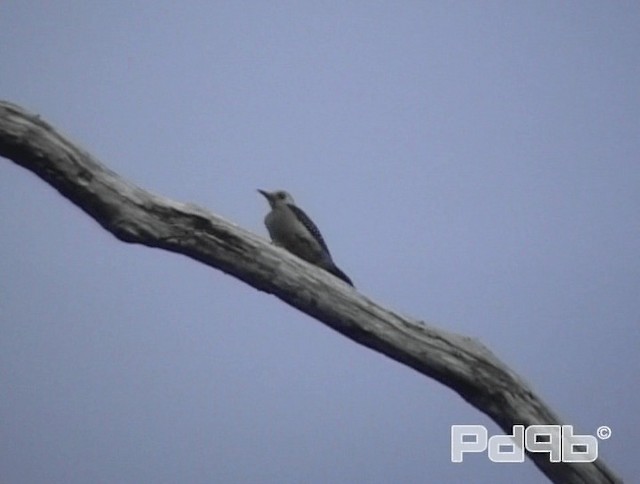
[{"x1": 258, "y1": 189, "x2": 353, "y2": 286}]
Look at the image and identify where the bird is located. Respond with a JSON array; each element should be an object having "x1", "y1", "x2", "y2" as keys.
[{"x1": 258, "y1": 189, "x2": 353, "y2": 286}]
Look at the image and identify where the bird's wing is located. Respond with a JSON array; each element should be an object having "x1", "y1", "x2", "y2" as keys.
[{"x1": 286, "y1": 203, "x2": 332, "y2": 256}]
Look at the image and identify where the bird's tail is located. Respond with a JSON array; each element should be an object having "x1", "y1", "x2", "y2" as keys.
[{"x1": 327, "y1": 264, "x2": 354, "y2": 286}]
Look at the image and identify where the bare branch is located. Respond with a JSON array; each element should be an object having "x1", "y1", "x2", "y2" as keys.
[{"x1": 0, "y1": 100, "x2": 622, "y2": 484}]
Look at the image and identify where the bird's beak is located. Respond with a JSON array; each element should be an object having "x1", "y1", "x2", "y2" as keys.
[{"x1": 257, "y1": 189, "x2": 273, "y2": 204}]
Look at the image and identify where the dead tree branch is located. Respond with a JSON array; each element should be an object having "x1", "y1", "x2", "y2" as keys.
[{"x1": 0, "y1": 100, "x2": 622, "y2": 484}]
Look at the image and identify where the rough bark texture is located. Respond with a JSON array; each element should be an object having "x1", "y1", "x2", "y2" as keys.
[{"x1": 0, "y1": 100, "x2": 622, "y2": 484}]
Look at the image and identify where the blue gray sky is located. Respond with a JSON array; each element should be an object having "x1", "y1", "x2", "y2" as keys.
[{"x1": 1, "y1": 2, "x2": 638, "y2": 483}]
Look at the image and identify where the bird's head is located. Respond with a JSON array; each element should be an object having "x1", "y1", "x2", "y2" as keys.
[{"x1": 258, "y1": 189, "x2": 295, "y2": 207}]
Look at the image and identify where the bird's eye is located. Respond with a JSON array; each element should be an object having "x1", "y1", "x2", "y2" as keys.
[{"x1": 277, "y1": 192, "x2": 285, "y2": 199}]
